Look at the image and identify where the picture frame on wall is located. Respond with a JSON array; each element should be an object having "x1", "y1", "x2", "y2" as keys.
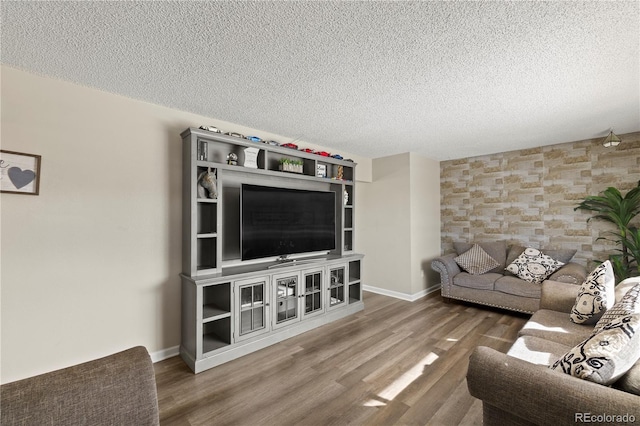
[{"x1": 0, "y1": 150, "x2": 41, "y2": 195}]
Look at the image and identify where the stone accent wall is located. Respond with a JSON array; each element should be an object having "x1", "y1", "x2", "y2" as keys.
[{"x1": 440, "y1": 132, "x2": 640, "y2": 268}]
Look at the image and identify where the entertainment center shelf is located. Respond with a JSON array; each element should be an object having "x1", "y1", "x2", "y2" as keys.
[{"x1": 180, "y1": 127, "x2": 364, "y2": 373}]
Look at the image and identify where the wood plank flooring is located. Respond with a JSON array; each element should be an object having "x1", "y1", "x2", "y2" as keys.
[{"x1": 154, "y1": 291, "x2": 528, "y2": 426}]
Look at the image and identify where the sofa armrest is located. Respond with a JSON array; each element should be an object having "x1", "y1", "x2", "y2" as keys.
[
  {"x1": 1, "y1": 346, "x2": 159, "y2": 426},
  {"x1": 548, "y1": 262, "x2": 587, "y2": 284},
  {"x1": 431, "y1": 253, "x2": 460, "y2": 296},
  {"x1": 467, "y1": 346, "x2": 640, "y2": 426},
  {"x1": 539, "y1": 280, "x2": 581, "y2": 312}
]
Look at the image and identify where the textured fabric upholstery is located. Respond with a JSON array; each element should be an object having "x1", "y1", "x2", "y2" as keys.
[
  {"x1": 539, "y1": 280, "x2": 581, "y2": 312},
  {"x1": 507, "y1": 335, "x2": 570, "y2": 366},
  {"x1": 495, "y1": 276, "x2": 541, "y2": 298},
  {"x1": 453, "y1": 272, "x2": 500, "y2": 290},
  {"x1": 468, "y1": 280, "x2": 640, "y2": 425},
  {"x1": 519, "y1": 309, "x2": 592, "y2": 346},
  {"x1": 1, "y1": 346, "x2": 159, "y2": 426},
  {"x1": 433, "y1": 242, "x2": 586, "y2": 314},
  {"x1": 468, "y1": 346, "x2": 640, "y2": 426}
]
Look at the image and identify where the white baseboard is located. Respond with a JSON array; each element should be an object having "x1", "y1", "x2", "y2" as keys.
[
  {"x1": 363, "y1": 284, "x2": 440, "y2": 302},
  {"x1": 150, "y1": 345, "x2": 180, "y2": 363}
]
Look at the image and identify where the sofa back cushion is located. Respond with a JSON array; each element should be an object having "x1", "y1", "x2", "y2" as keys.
[
  {"x1": 454, "y1": 241, "x2": 507, "y2": 273},
  {"x1": 507, "y1": 245, "x2": 577, "y2": 265}
]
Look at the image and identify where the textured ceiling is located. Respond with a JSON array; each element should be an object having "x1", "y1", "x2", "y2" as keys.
[{"x1": 2, "y1": 1, "x2": 639, "y2": 160}]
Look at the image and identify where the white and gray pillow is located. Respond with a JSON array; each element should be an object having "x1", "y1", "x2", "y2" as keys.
[
  {"x1": 550, "y1": 313, "x2": 640, "y2": 385},
  {"x1": 570, "y1": 261, "x2": 615, "y2": 325},
  {"x1": 505, "y1": 247, "x2": 565, "y2": 284},
  {"x1": 593, "y1": 283, "x2": 640, "y2": 334}
]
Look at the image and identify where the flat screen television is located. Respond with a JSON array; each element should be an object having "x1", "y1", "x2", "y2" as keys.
[{"x1": 241, "y1": 184, "x2": 336, "y2": 261}]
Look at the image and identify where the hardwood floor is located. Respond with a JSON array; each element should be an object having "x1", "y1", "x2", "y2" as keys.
[{"x1": 154, "y1": 291, "x2": 528, "y2": 426}]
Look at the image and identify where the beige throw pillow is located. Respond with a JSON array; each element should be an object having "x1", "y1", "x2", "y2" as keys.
[{"x1": 454, "y1": 244, "x2": 500, "y2": 275}]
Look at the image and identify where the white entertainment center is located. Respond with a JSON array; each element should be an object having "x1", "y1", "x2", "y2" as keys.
[{"x1": 180, "y1": 127, "x2": 364, "y2": 373}]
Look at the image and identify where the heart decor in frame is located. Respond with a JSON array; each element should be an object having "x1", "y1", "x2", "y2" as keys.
[{"x1": 0, "y1": 150, "x2": 41, "y2": 195}]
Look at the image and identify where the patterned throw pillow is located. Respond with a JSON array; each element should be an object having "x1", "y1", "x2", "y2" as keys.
[
  {"x1": 550, "y1": 313, "x2": 640, "y2": 385},
  {"x1": 454, "y1": 244, "x2": 500, "y2": 275},
  {"x1": 505, "y1": 247, "x2": 565, "y2": 284},
  {"x1": 593, "y1": 283, "x2": 640, "y2": 334},
  {"x1": 570, "y1": 261, "x2": 616, "y2": 324}
]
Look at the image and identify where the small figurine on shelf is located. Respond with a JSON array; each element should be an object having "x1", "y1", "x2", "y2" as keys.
[
  {"x1": 227, "y1": 153, "x2": 238, "y2": 166},
  {"x1": 197, "y1": 168, "x2": 218, "y2": 199},
  {"x1": 337, "y1": 165, "x2": 344, "y2": 180}
]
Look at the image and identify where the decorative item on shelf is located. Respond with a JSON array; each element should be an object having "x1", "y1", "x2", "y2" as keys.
[
  {"x1": 303, "y1": 148, "x2": 315, "y2": 153},
  {"x1": 227, "y1": 153, "x2": 238, "y2": 166},
  {"x1": 265, "y1": 140, "x2": 280, "y2": 146},
  {"x1": 198, "y1": 141, "x2": 208, "y2": 161},
  {"x1": 243, "y1": 147, "x2": 260, "y2": 168},
  {"x1": 337, "y1": 165, "x2": 344, "y2": 180},
  {"x1": 281, "y1": 143, "x2": 298, "y2": 150},
  {"x1": 225, "y1": 132, "x2": 245, "y2": 139},
  {"x1": 199, "y1": 125, "x2": 222, "y2": 133},
  {"x1": 316, "y1": 151, "x2": 331, "y2": 157},
  {"x1": 316, "y1": 163, "x2": 327, "y2": 178},
  {"x1": 247, "y1": 136, "x2": 262, "y2": 142},
  {"x1": 197, "y1": 167, "x2": 217, "y2": 199},
  {"x1": 344, "y1": 190, "x2": 349, "y2": 206},
  {"x1": 279, "y1": 158, "x2": 304, "y2": 174},
  {"x1": 332, "y1": 154, "x2": 343, "y2": 160},
  {"x1": 602, "y1": 129, "x2": 622, "y2": 147}
]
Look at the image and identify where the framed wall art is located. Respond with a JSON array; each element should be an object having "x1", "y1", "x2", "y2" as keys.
[{"x1": 0, "y1": 150, "x2": 41, "y2": 195}]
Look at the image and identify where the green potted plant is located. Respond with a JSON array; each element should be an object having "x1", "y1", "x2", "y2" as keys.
[
  {"x1": 279, "y1": 158, "x2": 304, "y2": 174},
  {"x1": 575, "y1": 180, "x2": 640, "y2": 281}
]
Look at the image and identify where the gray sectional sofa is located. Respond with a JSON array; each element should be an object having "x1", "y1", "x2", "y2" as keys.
[
  {"x1": 1, "y1": 346, "x2": 159, "y2": 425},
  {"x1": 467, "y1": 278, "x2": 640, "y2": 425},
  {"x1": 431, "y1": 241, "x2": 587, "y2": 314}
]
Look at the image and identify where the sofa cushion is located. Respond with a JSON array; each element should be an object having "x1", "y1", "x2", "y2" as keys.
[
  {"x1": 506, "y1": 245, "x2": 577, "y2": 266},
  {"x1": 454, "y1": 244, "x2": 500, "y2": 275},
  {"x1": 616, "y1": 358, "x2": 640, "y2": 395},
  {"x1": 495, "y1": 275, "x2": 542, "y2": 299},
  {"x1": 454, "y1": 241, "x2": 507, "y2": 273},
  {"x1": 519, "y1": 309, "x2": 593, "y2": 347},
  {"x1": 507, "y1": 335, "x2": 571, "y2": 366},
  {"x1": 570, "y1": 261, "x2": 616, "y2": 324},
  {"x1": 594, "y1": 283, "x2": 640, "y2": 334},
  {"x1": 453, "y1": 272, "x2": 501, "y2": 290},
  {"x1": 550, "y1": 314, "x2": 640, "y2": 385},
  {"x1": 505, "y1": 247, "x2": 565, "y2": 284}
]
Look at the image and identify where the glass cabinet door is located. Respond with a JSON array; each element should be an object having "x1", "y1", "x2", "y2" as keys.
[
  {"x1": 274, "y1": 273, "x2": 299, "y2": 328},
  {"x1": 235, "y1": 277, "x2": 270, "y2": 341},
  {"x1": 302, "y1": 268, "x2": 324, "y2": 319},
  {"x1": 328, "y1": 266, "x2": 346, "y2": 309}
]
